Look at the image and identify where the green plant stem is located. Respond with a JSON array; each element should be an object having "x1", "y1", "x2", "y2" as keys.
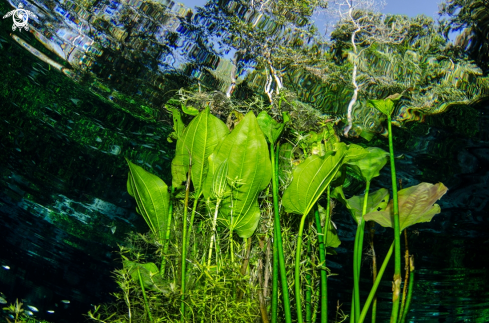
[
  {"x1": 314, "y1": 193, "x2": 328, "y2": 323},
  {"x1": 387, "y1": 114, "x2": 402, "y2": 323},
  {"x1": 180, "y1": 168, "x2": 192, "y2": 322},
  {"x1": 272, "y1": 217, "x2": 279, "y2": 323},
  {"x1": 295, "y1": 212, "x2": 309, "y2": 323},
  {"x1": 161, "y1": 186, "x2": 174, "y2": 274},
  {"x1": 358, "y1": 241, "x2": 394, "y2": 323},
  {"x1": 353, "y1": 180, "x2": 371, "y2": 322},
  {"x1": 272, "y1": 142, "x2": 292, "y2": 323},
  {"x1": 306, "y1": 222, "x2": 313, "y2": 323},
  {"x1": 208, "y1": 199, "x2": 222, "y2": 267},
  {"x1": 369, "y1": 222, "x2": 378, "y2": 323},
  {"x1": 400, "y1": 256, "x2": 415, "y2": 323},
  {"x1": 398, "y1": 230, "x2": 410, "y2": 322},
  {"x1": 185, "y1": 193, "x2": 201, "y2": 253},
  {"x1": 137, "y1": 267, "x2": 153, "y2": 323}
]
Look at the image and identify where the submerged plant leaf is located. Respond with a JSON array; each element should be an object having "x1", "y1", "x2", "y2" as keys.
[
  {"x1": 317, "y1": 204, "x2": 341, "y2": 248},
  {"x1": 126, "y1": 159, "x2": 169, "y2": 242},
  {"x1": 181, "y1": 104, "x2": 199, "y2": 116},
  {"x1": 124, "y1": 261, "x2": 170, "y2": 294},
  {"x1": 171, "y1": 107, "x2": 229, "y2": 193},
  {"x1": 364, "y1": 182, "x2": 448, "y2": 230},
  {"x1": 282, "y1": 143, "x2": 346, "y2": 216},
  {"x1": 346, "y1": 146, "x2": 389, "y2": 182},
  {"x1": 257, "y1": 111, "x2": 287, "y2": 145},
  {"x1": 166, "y1": 108, "x2": 185, "y2": 143},
  {"x1": 346, "y1": 188, "x2": 390, "y2": 224},
  {"x1": 368, "y1": 94, "x2": 402, "y2": 116},
  {"x1": 203, "y1": 111, "x2": 271, "y2": 238}
]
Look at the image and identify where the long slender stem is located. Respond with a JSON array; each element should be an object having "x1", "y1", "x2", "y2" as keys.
[
  {"x1": 138, "y1": 267, "x2": 153, "y2": 323},
  {"x1": 295, "y1": 213, "x2": 309, "y2": 323},
  {"x1": 314, "y1": 191, "x2": 328, "y2": 323},
  {"x1": 399, "y1": 230, "x2": 410, "y2": 322},
  {"x1": 400, "y1": 256, "x2": 415, "y2": 323},
  {"x1": 272, "y1": 142, "x2": 292, "y2": 323},
  {"x1": 305, "y1": 222, "x2": 313, "y2": 323},
  {"x1": 353, "y1": 180, "x2": 370, "y2": 322},
  {"x1": 161, "y1": 186, "x2": 174, "y2": 274},
  {"x1": 387, "y1": 114, "x2": 402, "y2": 323},
  {"x1": 271, "y1": 144, "x2": 279, "y2": 323},
  {"x1": 180, "y1": 167, "x2": 192, "y2": 321},
  {"x1": 185, "y1": 194, "x2": 201, "y2": 254},
  {"x1": 207, "y1": 199, "x2": 222, "y2": 267},
  {"x1": 369, "y1": 222, "x2": 378, "y2": 323},
  {"x1": 358, "y1": 241, "x2": 395, "y2": 323}
]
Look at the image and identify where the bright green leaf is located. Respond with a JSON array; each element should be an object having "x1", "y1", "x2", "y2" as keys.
[
  {"x1": 346, "y1": 146, "x2": 389, "y2": 182},
  {"x1": 124, "y1": 261, "x2": 170, "y2": 294},
  {"x1": 203, "y1": 111, "x2": 272, "y2": 238},
  {"x1": 368, "y1": 94, "x2": 402, "y2": 116},
  {"x1": 182, "y1": 104, "x2": 199, "y2": 116},
  {"x1": 282, "y1": 143, "x2": 347, "y2": 216},
  {"x1": 166, "y1": 107, "x2": 185, "y2": 142},
  {"x1": 126, "y1": 159, "x2": 170, "y2": 243},
  {"x1": 171, "y1": 107, "x2": 229, "y2": 193},
  {"x1": 346, "y1": 188, "x2": 390, "y2": 224},
  {"x1": 364, "y1": 182, "x2": 448, "y2": 231},
  {"x1": 257, "y1": 111, "x2": 286, "y2": 144}
]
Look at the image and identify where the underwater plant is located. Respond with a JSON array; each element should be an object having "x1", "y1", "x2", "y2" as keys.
[{"x1": 87, "y1": 89, "x2": 448, "y2": 323}]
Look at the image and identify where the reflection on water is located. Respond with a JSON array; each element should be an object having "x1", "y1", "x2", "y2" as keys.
[{"x1": 1, "y1": 0, "x2": 489, "y2": 322}]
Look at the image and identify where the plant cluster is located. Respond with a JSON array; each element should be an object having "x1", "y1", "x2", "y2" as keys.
[{"x1": 88, "y1": 90, "x2": 448, "y2": 323}]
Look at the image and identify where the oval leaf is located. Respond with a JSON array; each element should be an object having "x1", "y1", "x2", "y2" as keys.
[
  {"x1": 171, "y1": 107, "x2": 229, "y2": 194},
  {"x1": 257, "y1": 111, "x2": 286, "y2": 144},
  {"x1": 346, "y1": 146, "x2": 389, "y2": 182},
  {"x1": 203, "y1": 112, "x2": 272, "y2": 238},
  {"x1": 126, "y1": 159, "x2": 169, "y2": 242},
  {"x1": 282, "y1": 143, "x2": 347, "y2": 216},
  {"x1": 364, "y1": 182, "x2": 448, "y2": 231},
  {"x1": 346, "y1": 188, "x2": 390, "y2": 224}
]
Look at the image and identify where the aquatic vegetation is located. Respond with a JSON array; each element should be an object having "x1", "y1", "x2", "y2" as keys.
[
  {"x1": 88, "y1": 85, "x2": 449, "y2": 323},
  {"x1": 1, "y1": 298, "x2": 52, "y2": 323}
]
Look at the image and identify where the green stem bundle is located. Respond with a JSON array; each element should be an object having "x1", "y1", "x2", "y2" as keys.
[
  {"x1": 180, "y1": 168, "x2": 192, "y2": 321},
  {"x1": 387, "y1": 115, "x2": 402, "y2": 323},
  {"x1": 271, "y1": 142, "x2": 292, "y2": 323}
]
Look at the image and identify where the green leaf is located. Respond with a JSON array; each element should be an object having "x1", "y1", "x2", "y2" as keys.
[
  {"x1": 345, "y1": 188, "x2": 390, "y2": 225},
  {"x1": 171, "y1": 107, "x2": 229, "y2": 193},
  {"x1": 124, "y1": 261, "x2": 170, "y2": 294},
  {"x1": 166, "y1": 107, "x2": 185, "y2": 142},
  {"x1": 364, "y1": 182, "x2": 448, "y2": 231},
  {"x1": 126, "y1": 159, "x2": 170, "y2": 242},
  {"x1": 368, "y1": 95, "x2": 402, "y2": 116},
  {"x1": 257, "y1": 111, "x2": 286, "y2": 144},
  {"x1": 182, "y1": 104, "x2": 199, "y2": 116},
  {"x1": 318, "y1": 204, "x2": 341, "y2": 248},
  {"x1": 203, "y1": 112, "x2": 272, "y2": 238},
  {"x1": 282, "y1": 143, "x2": 347, "y2": 216},
  {"x1": 278, "y1": 142, "x2": 294, "y2": 185},
  {"x1": 346, "y1": 146, "x2": 389, "y2": 182}
]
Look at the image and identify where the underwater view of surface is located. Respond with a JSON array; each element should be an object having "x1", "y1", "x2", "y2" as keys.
[{"x1": 1, "y1": 0, "x2": 489, "y2": 322}]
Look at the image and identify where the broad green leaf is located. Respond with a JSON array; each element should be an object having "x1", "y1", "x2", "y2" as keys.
[
  {"x1": 182, "y1": 104, "x2": 199, "y2": 116},
  {"x1": 203, "y1": 111, "x2": 272, "y2": 238},
  {"x1": 368, "y1": 94, "x2": 402, "y2": 116},
  {"x1": 126, "y1": 159, "x2": 170, "y2": 242},
  {"x1": 257, "y1": 111, "x2": 286, "y2": 144},
  {"x1": 364, "y1": 182, "x2": 448, "y2": 231},
  {"x1": 318, "y1": 204, "x2": 341, "y2": 248},
  {"x1": 166, "y1": 107, "x2": 185, "y2": 143},
  {"x1": 343, "y1": 144, "x2": 368, "y2": 163},
  {"x1": 171, "y1": 107, "x2": 229, "y2": 193},
  {"x1": 124, "y1": 261, "x2": 170, "y2": 294},
  {"x1": 346, "y1": 188, "x2": 390, "y2": 224},
  {"x1": 346, "y1": 147, "x2": 389, "y2": 182},
  {"x1": 282, "y1": 143, "x2": 347, "y2": 216},
  {"x1": 330, "y1": 186, "x2": 347, "y2": 206}
]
